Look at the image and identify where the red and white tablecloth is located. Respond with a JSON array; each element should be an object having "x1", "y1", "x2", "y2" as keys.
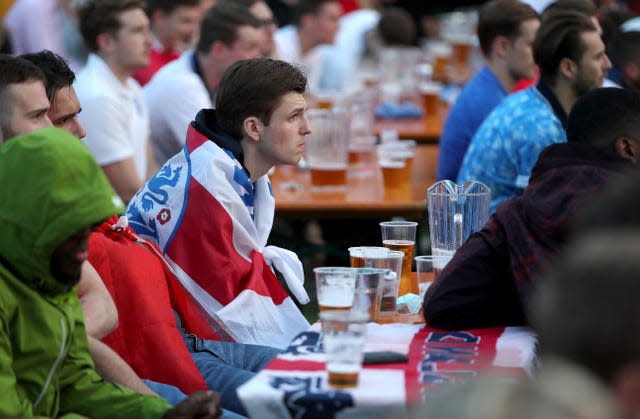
[{"x1": 238, "y1": 323, "x2": 537, "y2": 418}]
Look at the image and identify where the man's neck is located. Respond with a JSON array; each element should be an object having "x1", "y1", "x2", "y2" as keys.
[
  {"x1": 486, "y1": 59, "x2": 516, "y2": 93},
  {"x1": 297, "y1": 27, "x2": 317, "y2": 56},
  {"x1": 549, "y1": 80, "x2": 578, "y2": 116},
  {"x1": 240, "y1": 138, "x2": 271, "y2": 182},
  {"x1": 196, "y1": 53, "x2": 222, "y2": 97},
  {"x1": 99, "y1": 53, "x2": 132, "y2": 85}
]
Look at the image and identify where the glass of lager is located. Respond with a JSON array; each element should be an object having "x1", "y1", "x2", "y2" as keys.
[
  {"x1": 305, "y1": 108, "x2": 349, "y2": 191},
  {"x1": 314, "y1": 267, "x2": 357, "y2": 313},
  {"x1": 348, "y1": 246, "x2": 388, "y2": 268},
  {"x1": 379, "y1": 221, "x2": 418, "y2": 296},
  {"x1": 320, "y1": 310, "x2": 369, "y2": 388}
]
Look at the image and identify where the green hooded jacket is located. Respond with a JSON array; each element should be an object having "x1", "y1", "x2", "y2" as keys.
[{"x1": 0, "y1": 128, "x2": 171, "y2": 418}]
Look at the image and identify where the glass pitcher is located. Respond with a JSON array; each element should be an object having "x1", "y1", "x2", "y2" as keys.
[{"x1": 427, "y1": 180, "x2": 491, "y2": 265}]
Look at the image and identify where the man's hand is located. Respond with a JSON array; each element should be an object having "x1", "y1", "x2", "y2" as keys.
[{"x1": 164, "y1": 391, "x2": 221, "y2": 419}]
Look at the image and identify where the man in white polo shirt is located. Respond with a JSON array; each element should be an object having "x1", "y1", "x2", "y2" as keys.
[
  {"x1": 274, "y1": 0, "x2": 342, "y2": 91},
  {"x1": 144, "y1": 1, "x2": 263, "y2": 165},
  {"x1": 75, "y1": 0, "x2": 155, "y2": 203}
]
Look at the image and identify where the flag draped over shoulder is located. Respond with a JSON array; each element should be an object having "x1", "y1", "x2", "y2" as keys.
[{"x1": 127, "y1": 124, "x2": 310, "y2": 348}]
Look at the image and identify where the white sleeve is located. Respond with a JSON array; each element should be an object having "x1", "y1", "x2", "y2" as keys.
[
  {"x1": 79, "y1": 97, "x2": 135, "y2": 166},
  {"x1": 150, "y1": 76, "x2": 212, "y2": 146},
  {"x1": 5, "y1": 0, "x2": 64, "y2": 55}
]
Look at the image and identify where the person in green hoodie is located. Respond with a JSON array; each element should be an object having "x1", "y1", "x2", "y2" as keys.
[{"x1": 0, "y1": 127, "x2": 220, "y2": 418}]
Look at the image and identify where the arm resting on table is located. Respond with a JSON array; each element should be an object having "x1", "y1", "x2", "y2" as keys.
[{"x1": 423, "y1": 219, "x2": 526, "y2": 329}]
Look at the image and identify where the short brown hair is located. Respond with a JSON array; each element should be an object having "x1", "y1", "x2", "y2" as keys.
[
  {"x1": 533, "y1": 11, "x2": 597, "y2": 84},
  {"x1": 477, "y1": 0, "x2": 539, "y2": 57},
  {"x1": 291, "y1": 0, "x2": 338, "y2": 26},
  {"x1": 377, "y1": 7, "x2": 416, "y2": 47},
  {"x1": 196, "y1": 1, "x2": 261, "y2": 53},
  {"x1": 78, "y1": 0, "x2": 146, "y2": 52},
  {"x1": 20, "y1": 50, "x2": 75, "y2": 103},
  {"x1": 215, "y1": 58, "x2": 307, "y2": 139},
  {"x1": 145, "y1": 0, "x2": 200, "y2": 15},
  {"x1": 541, "y1": 0, "x2": 597, "y2": 20},
  {"x1": 0, "y1": 55, "x2": 45, "y2": 139}
]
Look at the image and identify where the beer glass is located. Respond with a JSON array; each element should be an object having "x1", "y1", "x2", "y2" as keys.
[
  {"x1": 378, "y1": 143, "x2": 414, "y2": 192},
  {"x1": 321, "y1": 310, "x2": 369, "y2": 388},
  {"x1": 352, "y1": 267, "x2": 388, "y2": 321},
  {"x1": 427, "y1": 180, "x2": 491, "y2": 265},
  {"x1": 362, "y1": 248, "x2": 403, "y2": 318},
  {"x1": 305, "y1": 108, "x2": 349, "y2": 190},
  {"x1": 415, "y1": 255, "x2": 452, "y2": 299},
  {"x1": 379, "y1": 220, "x2": 418, "y2": 296},
  {"x1": 418, "y1": 81, "x2": 442, "y2": 117},
  {"x1": 314, "y1": 267, "x2": 357, "y2": 313},
  {"x1": 348, "y1": 246, "x2": 388, "y2": 268}
]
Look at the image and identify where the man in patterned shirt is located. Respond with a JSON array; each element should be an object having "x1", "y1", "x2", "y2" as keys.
[{"x1": 457, "y1": 10, "x2": 611, "y2": 213}]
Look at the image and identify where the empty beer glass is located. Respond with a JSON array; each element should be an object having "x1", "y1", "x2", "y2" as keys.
[{"x1": 427, "y1": 180, "x2": 491, "y2": 265}]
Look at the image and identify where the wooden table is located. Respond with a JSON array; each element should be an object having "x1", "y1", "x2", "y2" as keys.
[
  {"x1": 376, "y1": 105, "x2": 448, "y2": 143},
  {"x1": 270, "y1": 144, "x2": 439, "y2": 219}
]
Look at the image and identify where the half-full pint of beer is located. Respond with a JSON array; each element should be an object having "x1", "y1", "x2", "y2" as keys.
[
  {"x1": 318, "y1": 286, "x2": 354, "y2": 313},
  {"x1": 380, "y1": 160, "x2": 410, "y2": 190},
  {"x1": 323, "y1": 333, "x2": 365, "y2": 388},
  {"x1": 383, "y1": 239, "x2": 416, "y2": 295},
  {"x1": 309, "y1": 162, "x2": 347, "y2": 187},
  {"x1": 348, "y1": 246, "x2": 389, "y2": 269},
  {"x1": 350, "y1": 255, "x2": 365, "y2": 268}
]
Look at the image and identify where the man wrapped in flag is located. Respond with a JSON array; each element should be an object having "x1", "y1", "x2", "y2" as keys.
[{"x1": 127, "y1": 58, "x2": 311, "y2": 348}]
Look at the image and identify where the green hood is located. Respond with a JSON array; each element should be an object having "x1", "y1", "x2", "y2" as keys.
[{"x1": 0, "y1": 127, "x2": 124, "y2": 295}]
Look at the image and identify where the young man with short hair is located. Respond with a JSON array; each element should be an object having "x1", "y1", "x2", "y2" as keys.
[
  {"x1": 274, "y1": 0, "x2": 343, "y2": 91},
  {"x1": 133, "y1": 0, "x2": 202, "y2": 85},
  {"x1": 437, "y1": 0, "x2": 540, "y2": 181},
  {"x1": 144, "y1": 1, "x2": 263, "y2": 165},
  {"x1": 75, "y1": 0, "x2": 156, "y2": 203},
  {"x1": 0, "y1": 54, "x2": 50, "y2": 142},
  {"x1": 20, "y1": 50, "x2": 86, "y2": 139},
  {"x1": 128, "y1": 58, "x2": 312, "y2": 349},
  {"x1": 235, "y1": 0, "x2": 279, "y2": 58}
]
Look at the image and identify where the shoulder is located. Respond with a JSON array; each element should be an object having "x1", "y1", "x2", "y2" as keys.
[{"x1": 145, "y1": 56, "x2": 203, "y2": 96}]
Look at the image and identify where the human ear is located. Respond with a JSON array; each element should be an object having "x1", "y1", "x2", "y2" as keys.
[
  {"x1": 615, "y1": 137, "x2": 640, "y2": 164},
  {"x1": 493, "y1": 36, "x2": 509, "y2": 59},
  {"x1": 242, "y1": 116, "x2": 262, "y2": 142},
  {"x1": 96, "y1": 32, "x2": 115, "y2": 53},
  {"x1": 559, "y1": 57, "x2": 577, "y2": 80}
]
